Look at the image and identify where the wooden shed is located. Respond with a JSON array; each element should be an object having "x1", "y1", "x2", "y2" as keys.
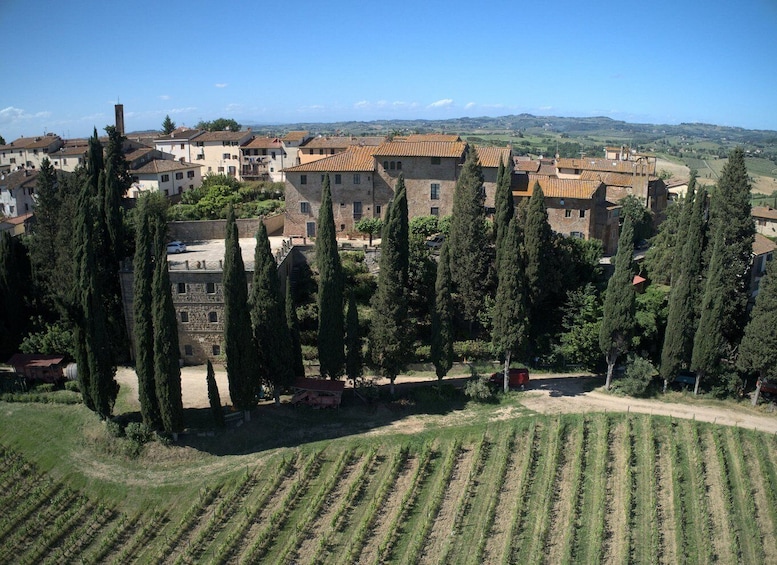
[
  {"x1": 291, "y1": 377, "x2": 345, "y2": 408},
  {"x1": 7, "y1": 354, "x2": 67, "y2": 383}
]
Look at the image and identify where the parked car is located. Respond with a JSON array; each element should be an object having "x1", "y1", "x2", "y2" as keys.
[
  {"x1": 488, "y1": 367, "x2": 530, "y2": 390},
  {"x1": 167, "y1": 241, "x2": 186, "y2": 254},
  {"x1": 425, "y1": 234, "x2": 445, "y2": 250}
]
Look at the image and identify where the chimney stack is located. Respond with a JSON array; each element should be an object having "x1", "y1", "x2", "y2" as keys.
[{"x1": 115, "y1": 104, "x2": 125, "y2": 136}]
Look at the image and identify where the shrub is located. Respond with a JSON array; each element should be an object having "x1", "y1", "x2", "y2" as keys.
[
  {"x1": 414, "y1": 344, "x2": 431, "y2": 363},
  {"x1": 125, "y1": 422, "x2": 154, "y2": 445},
  {"x1": 64, "y1": 380, "x2": 80, "y2": 392},
  {"x1": 409, "y1": 216, "x2": 439, "y2": 238},
  {"x1": 34, "y1": 383, "x2": 56, "y2": 393},
  {"x1": 615, "y1": 354, "x2": 656, "y2": 397},
  {"x1": 106, "y1": 420, "x2": 124, "y2": 438},
  {"x1": 464, "y1": 376, "x2": 495, "y2": 402},
  {"x1": 301, "y1": 345, "x2": 318, "y2": 361}
]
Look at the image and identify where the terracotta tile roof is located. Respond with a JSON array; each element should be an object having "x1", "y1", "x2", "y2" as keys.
[
  {"x1": 194, "y1": 130, "x2": 252, "y2": 143},
  {"x1": 373, "y1": 140, "x2": 466, "y2": 158},
  {"x1": 753, "y1": 233, "x2": 777, "y2": 256},
  {"x1": 132, "y1": 159, "x2": 200, "y2": 174},
  {"x1": 2, "y1": 212, "x2": 33, "y2": 225},
  {"x1": 302, "y1": 135, "x2": 386, "y2": 149},
  {"x1": 283, "y1": 131, "x2": 309, "y2": 142},
  {"x1": 556, "y1": 157, "x2": 656, "y2": 175},
  {"x1": 0, "y1": 169, "x2": 39, "y2": 190},
  {"x1": 513, "y1": 174, "x2": 602, "y2": 200},
  {"x1": 7, "y1": 353, "x2": 66, "y2": 369},
  {"x1": 54, "y1": 146, "x2": 89, "y2": 157},
  {"x1": 63, "y1": 138, "x2": 89, "y2": 148},
  {"x1": 537, "y1": 162, "x2": 557, "y2": 175},
  {"x1": 155, "y1": 128, "x2": 204, "y2": 142},
  {"x1": 514, "y1": 159, "x2": 540, "y2": 173},
  {"x1": 753, "y1": 206, "x2": 777, "y2": 221},
  {"x1": 283, "y1": 145, "x2": 377, "y2": 172},
  {"x1": 580, "y1": 170, "x2": 641, "y2": 186},
  {"x1": 25, "y1": 135, "x2": 62, "y2": 149},
  {"x1": 474, "y1": 146, "x2": 511, "y2": 168},
  {"x1": 405, "y1": 134, "x2": 462, "y2": 142},
  {"x1": 243, "y1": 137, "x2": 283, "y2": 149}
]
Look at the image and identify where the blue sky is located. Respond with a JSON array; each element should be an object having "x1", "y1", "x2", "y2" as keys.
[{"x1": 1, "y1": 0, "x2": 776, "y2": 140}]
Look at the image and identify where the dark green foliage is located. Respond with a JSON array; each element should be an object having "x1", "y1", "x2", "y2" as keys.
[
  {"x1": 493, "y1": 156, "x2": 514, "y2": 272},
  {"x1": 600, "y1": 215, "x2": 636, "y2": 389},
  {"x1": 707, "y1": 148, "x2": 756, "y2": 349},
  {"x1": 354, "y1": 217, "x2": 383, "y2": 245},
  {"x1": 345, "y1": 293, "x2": 363, "y2": 385},
  {"x1": 448, "y1": 146, "x2": 489, "y2": 329},
  {"x1": 369, "y1": 176, "x2": 410, "y2": 389},
  {"x1": 557, "y1": 284, "x2": 604, "y2": 371},
  {"x1": 151, "y1": 218, "x2": 183, "y2": 433},
  {"x1": 632, "y1": 285, "x2": 669, "y2": 363},
  {"x1": 20, "y1": 320, "x2": 74, "y2": 358},
  {"x1": 170, "y1": 176, "x2": 284, "y2": 220},
  {"x1": 223, "y1": 207, "x2": 261, "y2": 409},
  {"x1": 316, "y1": 174, "x2": 345, "y2": 379},
  {"x1": 196, "y1": 118, "x2": 241, "y2": 132},
  {"x1": 250, "y1": 222, "x2": 294, "y2": 402},
  {"x1": 132, "y1": 194, "x2": 162, "y2": 429},
  {"x1": 407, "y1": 236, "x2": 436, "y2": 331},
  {"x1": 615, "y1": 354, "x2": 656, "y2": 397},
  {"x1": 286, "y1": 281, "x2": 305, "y2": 378},
  {"x1": 492, "y1": 217, "x2": 529, "y2": 392},
  {"x1": 206, "y1": 361, "x2": 225, "y2": 428},
  {"x1": 408, "y1": 215, "x2": 439, "y2": 238},
  {"x1": 660, "y1": 184, "x2": 708, "y2": 385},
  {"x1": 738, "y1": 262, "x2": 777, "y2": 382},
  {"x1": 431, "y1": 242, "x2": 454, "y2": 381},
  {"x1": 162, "y1": 115, "x2": 176, "y2": 135},
  {"x1": 618, "y1": 194, "x2": 654, "y2": 245},
  {"x1": 0, "y1": 231, "x2": 32, "y2": 359}
]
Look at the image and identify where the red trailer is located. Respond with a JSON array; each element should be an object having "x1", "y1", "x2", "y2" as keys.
[{"x1": 291, "y1": 377, "x2": 345, "y2": 408}]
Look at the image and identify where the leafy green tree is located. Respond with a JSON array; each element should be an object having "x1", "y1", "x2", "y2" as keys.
[
  {"x1": 222, "y1": 206, "x2": 261, "y2": 410},
  {"x1": 132, "y1": 194, "x2": 162, "y2": 429},
  {"x1": 659, "y1": 184, "x2": 708, "y2": 390},
  {"x1": 206, "y1": 360, "x2": 225, "y2": 427},
  {"x1": 618, "y1": 194, "x2": 654, "y2": 245},
  {"x1": 369, "y1": 176, "x2": 410, "y2": 394},
  {"x1": 355, "y1": 217, "x2": 383, "y2": 245},
  {"x1": 557, "y1": 284, "x2": 604, "y2": 371},
  {"x1": 316, "y1": 174, "x2": 345, "y2": 379},
  {"x1": 491, "y1": 217, "x2": 529, "y2": 393},
  {"x1": 162, "y1": 115, "x2": 176, "y2": 135},
  {"x1": 738, "y1": 262, "x2": 777, "y2": 404},
  {"x1": 250, "y1": 222, "x2": 294, "y2": 403},
  {"x1": 599, "y1": 215, "x2": 636, "y2": 390},
  {"x1": 286, "y1": 281, "x2": 305, "y2": 378},
  {"x1": 408, "y1": 215, "x2": 439, "y2": 238},
  {"x1": 691, "y1": 231, "x2": 727, "y2": 395},
  {"x1": 431, "y1": 242, "x2": 454, "y2": 382},
  {"x1": 448, "y1": 146, "x2": 489, "y2": 330},
  {"x1": 196, "y1": 118, "x2": 241, "y2": 132},
  {"x1": 406, "y1": 235, "x2": 436, "y2": 332},
  {"x1": 345, "y1": 293, "x2": 363, "y2": 386},
  {"x1": 493, "y1": 156, "x2": 514, "y2": 272},
  {"x1": 151, "y1": 217, "x2": 184, "y2": 434},
  {"x1": 632, "y1": 285, "x2": 669, "y2": 363},
  {"x1": 0, "y1": 231, "x2": 32, "y2": 359}
]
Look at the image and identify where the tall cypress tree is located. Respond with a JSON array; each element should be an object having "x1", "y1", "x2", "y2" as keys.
[
  {"x1": 151, "y1": 218, "x2": 183, "y2": 433},
  {"x1": 206, "y1": 360, "x2": 225, "y2": 427},
  {"x1": 223, "y1": 206, "x2": 260, "y2": 410},
  {"x1": 250, "y1": 221, "x2": 294, "y2": 403},
  {"x1": 659, "y1": 183, "x2": 708, "y2": 390},
  {"x1": 316, "y1": 174, "x2": 345, "y2": 379},
  {"x1": 738, "y1": 262, "x2": 777, "y2": 404},
  {"x1": 599, "y1": 215, "x2": 636, "y2": 390},
  {"x1": 345, "y1": 292, "x2": 363, "y2": 387},
  {"x1": 492, "y1": 217, "x2": 529, "y2": 393},
  {"x1": 493, "y1": 156, "x2": 514, "y2": 272},
  {"x1": 0, "y1": 231, "x2": 31, "y2": 359},
  {"x1": 691, "y1": 230, "x2": 727, "y2": 395},
  {"x1": 431, "y1": 241, "x2": 454, "y2": 383},
  {"x1": 370, "y1": 175, "x2": 410, "y2": 395},
  {"x1": 286, "y1": 281, "x2": 305, "y2": 378},
  {"x1": 448, "y1": 145, "x2": 489, "y2": 330},
  {"x1": 668, "y1": 172, "x2": 698, "y2": 285},
  {"x1": 132, "y1": 195, "x2": 162, "y2": 428}
]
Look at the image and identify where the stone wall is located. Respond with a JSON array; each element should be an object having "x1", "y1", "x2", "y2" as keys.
[{"x1": 168, "y1": 214, "x2": 284, "y2": 241}]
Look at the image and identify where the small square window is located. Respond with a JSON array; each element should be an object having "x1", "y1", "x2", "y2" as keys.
[
  {"x1": 180, "y1": 311, "x2": 189, "y2": 322},
  {"x1": 184, "y1": 345, "x2": 193, "y2": 356},
  {"x1": 300, "y1": 201, "x2": 310, "y2": 213},
  {"x1": 431, "y1": 207, "x2": 439, "y2": 216},
  {"x1": 212, "y1": 344, "x2": 221, "y2": 356},
  {"x1": 206, "y1": 282, "x2": 216, "y2": 294},
  {"x1": 175, "y1": 172, "x2": 183, "y2": 180},
  {"x1": 208, "y1": 311, "x2": 218, "y2": 323},
  {"x1": 177, "y1": 282, "x2": 186, "y2": 294},
  {"x1": 187, "y1": 170, "x2": 195, "y2": 178},
  {"x1": 161, "y1": 174, "x2": 170, "y2": 182}
]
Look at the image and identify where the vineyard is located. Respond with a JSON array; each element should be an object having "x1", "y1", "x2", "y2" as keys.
[{"x1": 1, "y1": 413, "x2": 776, "y2": 564}]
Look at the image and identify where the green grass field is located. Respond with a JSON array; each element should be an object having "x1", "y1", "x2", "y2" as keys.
[{"x1": 2, "y1": 388, "x2": 777, "y2": 564}]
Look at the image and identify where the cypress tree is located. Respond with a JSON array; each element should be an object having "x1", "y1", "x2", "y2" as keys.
[
  {"x1": 708, "y1": 148, "x2": 755, "y2": 349},
  {"x1": 345, "y1": 292, "x2": 363, "y2": 387},
  {"x1": 370, "y1": 175, "x2": 410, "y2": 395},
  {"x1": 659, "y1": 183, "x2": 708, "y2": 390},
  {"x1": 162, "y1": 114, "x2": 176, "y2": 135},
  {"x1": 431, "y1": 241, "x2": 454, "y2": 383},
  {"x1": 600, "y1": 215, "x2": 636, "y2": 390},
  {"x1": 668, "y1": 172, "x2": 698, "y2": 284},
  {"x1": 738, "y1": 262, "x2": 777, "y2": 404},
  {"x1": 132, "y1": 195, "x2": 162, "y2": 428},
  {"x1": 250, "y1": 221, "x2": 294, "y2": 403},
  {"x1": 492, "y1": 217, "x2": 529, "y2": 392},
  {"x1": 206, "y1": 360, "x2": 225, "y2": 427},
  {"x1": 223, "y1": 206, "x2": 260, "y2": 410},
  {"x1": 151, "y1": 218, "x2": 184, "y2": 433},
  {"x1": 286, "y1": 281, "x2": 305, "y2": 378},
  {"x1": 316, "y1": 174, "x2": 345, "y2": 379},
  {"x1": 691, "y1": 230, "x2": 727, "y2": 395},
  {"x1": 448, "y1": 145, "x2": 489, "y2": 330},
  {"x1": 493, "y1": 156, "x2": 514, "y2": 272},
  {"x1": 0, "y1": 231, "x2": 31, "y2": 359}
]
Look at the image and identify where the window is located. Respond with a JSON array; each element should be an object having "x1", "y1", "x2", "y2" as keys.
[
  {"x1": 565, "y1": 209, "x2": 572, "y2": 218},
  {"x1": 180, "y1": 311, "x2": 189, "y2": 322},
  {"x1": 223, "y1": 153, "x2": 231, "y2": 160},
  {"x1": 300, "y1": 201, "x2": 310, "y2": 213},
  {"x1": 430, "y1": 183, "x2": 440, "y2": 200},
  {"x1": 431, "y1": 207, "x2": 439, "y2": 216},
  {"x1": 335, "y1": 174, "x2": 342, "y2": 184},
  {"x1": 177, "y1": 282, "x2": 186, "y2": 294},
  {"x1": 383, "y1": 161, "x2": 389, "y2": 169},
  {"x1": 396, "y1": 161, "x2": 402, "y2": 170},
  {"x1": 271, "y1": 151, "x2": 276, "y2": 159},
  {"x1": 212, "y1": 344, "x2": 221, "y2": 356},
  {"x1": 187, "y1": 170, "x2": 195, "y2": 178},
  {"x1": 431, "y1": 156, "x2": 441, "y2": 165},
  {"x1": 180, "y1": 143, "x2": 185, "y2": 150},
  {"x1": 376, "y1": 205, "x2": 381, "y2": 216},
  {"x1": 161, "y1": 174, "x2": 170, "y2": 182},
  {"x1": 196, "y1": 154, "x2": 204, "y2": 160},
  {"x1": 390, "y1": 161, "x2": 395, "y2": 170},
  {"x1": 184, "y1": 345, "x2": 193, "y2": 356},
  {"x1": 217, "y1": 167, "x2": 224, "y2": 173},
  {"x1": 353, "y1": 201, "x2": 362, "y2": 219},
  {"x1": 579, "y1": 209, "x2": 586, "y2": 218},
  {"x1": 208, "y1": 311, "x2": 218, "y2": 323},
  {"x1": 228, "y1": 166, "x2": 236, "y2": 175},
  {"x1": 9, "y1": 158, "x2": 15, "y2": 164},
  {"x1": 571, "y1": 231, "x2": 585, "y2": 239},
  {"x1": 353, "y1": 174, "x2": 360, "y2": 184},
  {"x1": 175, "y1": 172, "x2": 183, "y2": 180},
  {"x1": 306, "y1": 221, "x2": 316, "y2": 237},
  {"x1": 340, "y1": 224, "x2": 346, "y2": 231},
  {"x1": 319, "y1": 149, "x2": 324, "y2": 155},
  {"x1": 300, "y1": 174, "x2": 307, "y2": 185},
  {"x1": 206, "y1": 282, "x2": 216, "y2": 294}
]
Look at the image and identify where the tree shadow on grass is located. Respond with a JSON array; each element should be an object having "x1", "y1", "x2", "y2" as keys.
[{"x1": 532, "y1": 375, "x2": 602, "y2": 398}]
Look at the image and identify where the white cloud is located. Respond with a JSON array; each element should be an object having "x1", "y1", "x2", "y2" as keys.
[
  {"x1": 354, "y1": 100, "x2": 369, "y2": 108},
  {"x1": 214, "y1": 83, "x2": 228, "y2": 88},
  {"x1": 0, "y1": 106, "x2": 50, "y2": 124},
  {"x1": 170, "y1": 107, "x2": 197, "y2": 114},
  {"x1": 465, "y1": 102, "x2": 476, "y2": 109},
  {"x1": 539, "y1": 105, "x2": 553, "y2": 111},
  {"x1": 159, "y1": 95, "x2": 171, "y2": 100},
  {"x1": 428, "y1": 99, "x2": 453, "y2": 109}
]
